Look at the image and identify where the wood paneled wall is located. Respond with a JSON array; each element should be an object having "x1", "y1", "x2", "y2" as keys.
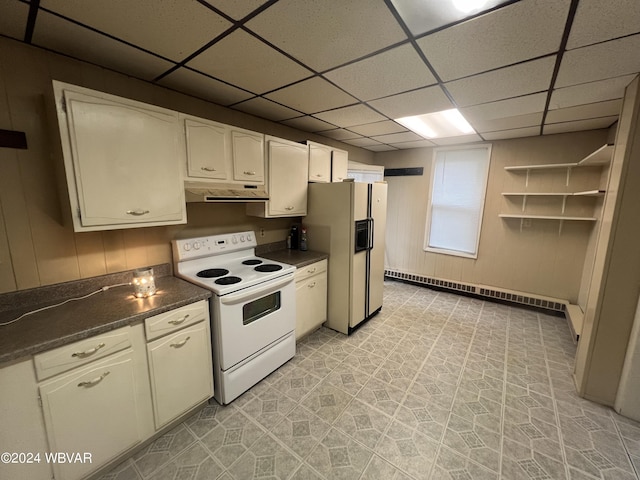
[
  {"x1": 0, "y1": 37, "x2": 373, "y2": 293},
  {"x1": 376, "y1": 131, "x2": 609, "y2": 303}
]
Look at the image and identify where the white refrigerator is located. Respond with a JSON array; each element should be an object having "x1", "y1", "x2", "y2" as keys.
[{"x1": 304, "y1": 181, "x2": 387, "y2": 334}]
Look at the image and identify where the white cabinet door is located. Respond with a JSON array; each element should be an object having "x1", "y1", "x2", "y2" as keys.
[
  {"x1": 332, "y1": 149, "x2": 348, "y2": 182},
  {"x1": 147, "y1": 321, "x2": 213, "y2": 429},
  {"x1": 267, "y1": 138, "x2": 309, "y2": 216},
  {"x1": 184, "y1": 118, "x2": 229, "y2": 180},
  {"x1": 308, "y1": 142, "x2": 331, "y2": 183},
  {"x1": 232, "y1": 128, "x2": 265, "y2": 183},
  {"x1": 295, "y1": 265, "x2": 328, "y2": 340},
  {"x1": 39, "y1": 350, "x2": 143, "y2": 480},
  {"x1": 54, "y1": 81, "x2": 187, "y2": 231}
]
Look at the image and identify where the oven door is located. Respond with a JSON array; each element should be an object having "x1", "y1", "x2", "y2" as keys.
[{"x1": 213, "y1": 274, "x2": 295, "y2": 370}]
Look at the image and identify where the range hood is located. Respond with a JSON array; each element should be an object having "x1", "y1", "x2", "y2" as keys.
[{"x1": 184, "y1": 183, "x2": 269, "y2": 202}]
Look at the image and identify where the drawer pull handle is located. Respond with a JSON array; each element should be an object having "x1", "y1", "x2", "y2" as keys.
[
  {"x1": 170, "y1": 336, "x2": 191, "y2": 349},
  {"x1": 168, "y1": 314, "x2": 189, "y2": 325},
  {"x1": 315, "y1": 174, "x2": 322, "y2": 177},
  {"x1": 243, "y1": 171, "x2": 256, "y2": 176},
  {"x1": 72, "y1": 343, "x2": 105, "y2": 358},
  {"x1": 126, "y1": 209, "x2": 150, "y2": 216},
  {"x1": 201, "y1": 166, "x2": 217, "y2": 172},
  {"x1": 285, "y1": 206, "x2": 294, "y2": 211},
  {"x1": 308, "y1": 282, "x2": 316, "y2": 288},
  {"x1": 307, "y1": 267, "x2": 316, "y2": 274},
  {"x1": 78, "y1": 371, "x2": 110, "y2": 388}
]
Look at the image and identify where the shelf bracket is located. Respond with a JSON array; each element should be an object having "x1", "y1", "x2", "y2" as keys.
[
  {"x1": 566, "y1": 167, "x2": 572, "y2": 186},
  {"x1": 525, "y1": 169, "x2": 530, "y2": 188},
  {"x1": 561, "y1": 195, "x2": 567, "y2": 214},
  {"x1": 522, "y1": 195, "x2": 527, "y2": 212}
]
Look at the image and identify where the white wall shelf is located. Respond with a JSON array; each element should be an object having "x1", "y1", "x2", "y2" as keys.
[
  {"x1": 499, "y1": 213, "x2": 597, "y2": 234},
  {"x1": 578, "y1": 143, "x2": 614, "y2": 166}
]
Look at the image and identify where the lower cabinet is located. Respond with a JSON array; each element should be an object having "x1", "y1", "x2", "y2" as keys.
[
  {"x1": 147, "y1": 320, "x2": 213, "y2": 429},
  {"x1": 0, "y1": 300, "x2": 213, "y2": 480},
  {"x1": 295, "y1": 259, "x2": 328, "y2": 339},
  {"x1": 39, "y1": 350, "x2": 146, "y2": 480}
]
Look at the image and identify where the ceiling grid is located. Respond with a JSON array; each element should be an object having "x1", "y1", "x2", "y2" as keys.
[{"x1": 1, "y1": 0, "x2": 637, "y2": 150}]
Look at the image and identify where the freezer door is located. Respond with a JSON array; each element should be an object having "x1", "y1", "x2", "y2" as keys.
[{"x1": 368, "y1": 182, "x2": 387, "y2": 314}]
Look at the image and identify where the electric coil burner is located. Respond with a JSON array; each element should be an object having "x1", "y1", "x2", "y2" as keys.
[{"x1": 172, "y1": 231, "x2": 296, "y2": 405}]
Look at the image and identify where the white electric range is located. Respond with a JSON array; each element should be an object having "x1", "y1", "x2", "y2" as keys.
[{"x1": 172, "y1": 231, "x2": 296, "y2": 404}]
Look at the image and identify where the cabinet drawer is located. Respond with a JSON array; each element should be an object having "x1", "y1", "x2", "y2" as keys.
[
  {"x1": 294, "y1": 259, "x2": 327, "y2": 283},
  {"x1": 33, "y1": 326, "x2": 132, "y2": 382},
  {"x1": 144, "y1": 300, "x2": 208, "y2": 341}
]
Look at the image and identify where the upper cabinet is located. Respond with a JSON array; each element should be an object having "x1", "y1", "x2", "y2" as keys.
[
  {"x1": 53, "y1": 81, "x2": 187, "y2": 232},
  {"x1": 247, "y1": 136, "x2": 309, "y2": 218},
  {"x1": 182, "y1": 115, "x2": 264, "y2": 185},
  {"x1": 307, "y1": 141, "x2": 332, "y2": 183},
  {"x1": 331, "y1": 148, "x2": 348, "y2": 182},
  {"x1": 307, "y1": 141, "x2": 349, "y2": 183}
]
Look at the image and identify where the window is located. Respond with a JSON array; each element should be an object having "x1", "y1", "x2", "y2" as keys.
[{"x1": 424, "y1": 145, "x2": 491, "y2": 258}]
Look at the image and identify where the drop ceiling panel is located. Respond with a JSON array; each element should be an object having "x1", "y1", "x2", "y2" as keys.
[
  {"x1": 546, "y1": 100, "x2": 622, "y2": 124},
  {"x1": 391, "y1": 139, "x2": 437, "y2": 149},
  {"x1": 344, "y1": 138, "x2": 384, "y2": 147},
  {"x1": 431, "y1": 134, "x2": 483, "y2": 145},
  {"x1": 368, "y1": 85, "x2": 454, "y2": 119},
  {"x1": 364, "y1": 144, "x2": 398, "y2": 152},
  {"x1": 265, "y1": 77, "x2": 357, "y2": 114},
  {"x1": 349, "y1": 121, "x2": 406, "y2": 137},
  {"x1": 40, "y1": 0, "x2": 232, "y2": 62},
  {"x1": 281, "y1": 116, "x2": 336, "y2": 132},
  {"x1": 460, "y1": 93, "x2": 547, "y2": 122},
  {"x1": 324, "y1": 44, "x2": 437, "y2": 101},
  {"x1": 418, "y1": 0, "x2": 569, "y2": 82},
  {"x1": 445, "y1": 56, "x2": 556, "y2": 106},
  {"x1": 482, "y1": 127, "x2": 540, "y2": 140},
  {"x1": 567, "y1": 0, "x2": 640, "y2": 49},
  {"x1": 550, "y1": 75, "x2": 636, "y2": 109},
  {"x1": 0, "y1": 0, "x2": 28, "y2": 40},
  {"x1": 202, "y1": 0, "x2": 270, "y2": 21},
  {"x1": 313, "y1": 104, "x2": 387, "y2": 128},
  {"x1": 186, "y1": 30, "x2": 312, "y2": 95},
  {"x1": 389, "y1": 0, "x2": 512, "y2": 36},
  {"x1": 231, "y1": 97, "x2": 300, "y2": 121},
  {"x1": 245, "y1": 0, "x2": 407, "y2": 71},
  {"x1": 33, "y1": 11, "x2": 174, "y2": 81},
  {"x1": 370, "y1": 132, "x2": 423, "y2": 144},
  {"x1": 319, "y1": 129, "x2": 363, "y2": 141},
  {"x1": 556, "y1": 35, "x2": 640, "y2": 88},
  {"x1": 543, "y1": 116, "x2": 617, "y2": 135},
  {"x1": 470, "y1": 112, "x2": 543, "y2": 133},
  {"x1": 157, "y1": 68, "x2": 253, "y2": 106}
]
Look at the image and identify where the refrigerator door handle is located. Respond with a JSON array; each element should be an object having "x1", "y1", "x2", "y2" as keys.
[{"x1": 368, "y1": 217, "x2": 374, "y2": 250}]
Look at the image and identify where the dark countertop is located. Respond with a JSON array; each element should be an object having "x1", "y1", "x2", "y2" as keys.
[
  {"x1": 259, "y1": 249, "x2": 328, "y2": 269},
  {"x1": 0, "y1": 271, "x2": 211, "y2": 365}
]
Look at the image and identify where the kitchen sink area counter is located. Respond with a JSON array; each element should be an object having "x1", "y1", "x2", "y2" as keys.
[{"x1": 0, "y1": 264, "x2": 211, "y2": 365}]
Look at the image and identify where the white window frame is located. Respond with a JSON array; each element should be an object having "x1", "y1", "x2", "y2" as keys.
[{"x1": 423, "y1": 144, "x2": 492, "y2": 259}]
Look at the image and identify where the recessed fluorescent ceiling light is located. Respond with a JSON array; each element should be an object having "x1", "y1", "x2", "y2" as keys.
[
  {"x1": 395, "y1": 109, "x2": 475, "y2": 139},
  {"x1": 452, "y1": 0, "x2": 488, "y2": 14}
]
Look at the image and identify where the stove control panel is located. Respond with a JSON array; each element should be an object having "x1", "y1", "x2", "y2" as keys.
[{"x1": 173, "y1": 231, "x2": 257, "y2": 261}]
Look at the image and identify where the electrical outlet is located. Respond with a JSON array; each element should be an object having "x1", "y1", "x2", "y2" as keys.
[{"x1": 259, "y1": 228, "x2": 265, "y2": 237}]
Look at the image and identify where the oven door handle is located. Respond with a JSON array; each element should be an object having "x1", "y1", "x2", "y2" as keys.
[{"x1": 220, "y1": 274, "x2": 294, "y2": 306}]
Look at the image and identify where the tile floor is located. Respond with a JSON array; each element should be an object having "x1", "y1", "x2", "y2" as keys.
[{"x1": 101, "y1": 280, "x2": 640, "y2": 480}]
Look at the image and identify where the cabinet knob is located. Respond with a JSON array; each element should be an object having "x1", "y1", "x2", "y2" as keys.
[
  {"x1": 201, "y1": 166, "x2": 217, "y2": 172},
  {"x1": 71, "y1": 343, "x2": 105, "y2": 358},
  {"x1": 77, "y1": 371, "x2": 110, "y2": 388},
  {"x1": 126, "y1": 209, "x2": 150, "y2": 216},
  {"x1": 285, "y1": 206, "x2": 294, "y2": 211},
  {"x1": 308, "y1": 282, "x2": 316, "y2": 288},
  {"x1": 243, "y1": 171, "x2": 256, "y2": 176},
  {"x1": 307, "y1": 267, "x2": 316, "y2": 274},
  {"x1": 315, "y1": 174, "x2": 322, "y2": 177}
]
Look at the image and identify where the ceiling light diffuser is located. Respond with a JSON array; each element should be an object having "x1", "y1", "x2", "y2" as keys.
[
  {"x1": 452, "y1": 0, "x2": 488, "y2": 14},
  {"x1": 395, "y1": 109, "x2": 476, "y2": 139}
]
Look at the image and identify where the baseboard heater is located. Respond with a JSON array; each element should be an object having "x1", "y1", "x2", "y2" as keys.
[{"x1": 384, "y1": 269, "x2": 566, "y2": 313}]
